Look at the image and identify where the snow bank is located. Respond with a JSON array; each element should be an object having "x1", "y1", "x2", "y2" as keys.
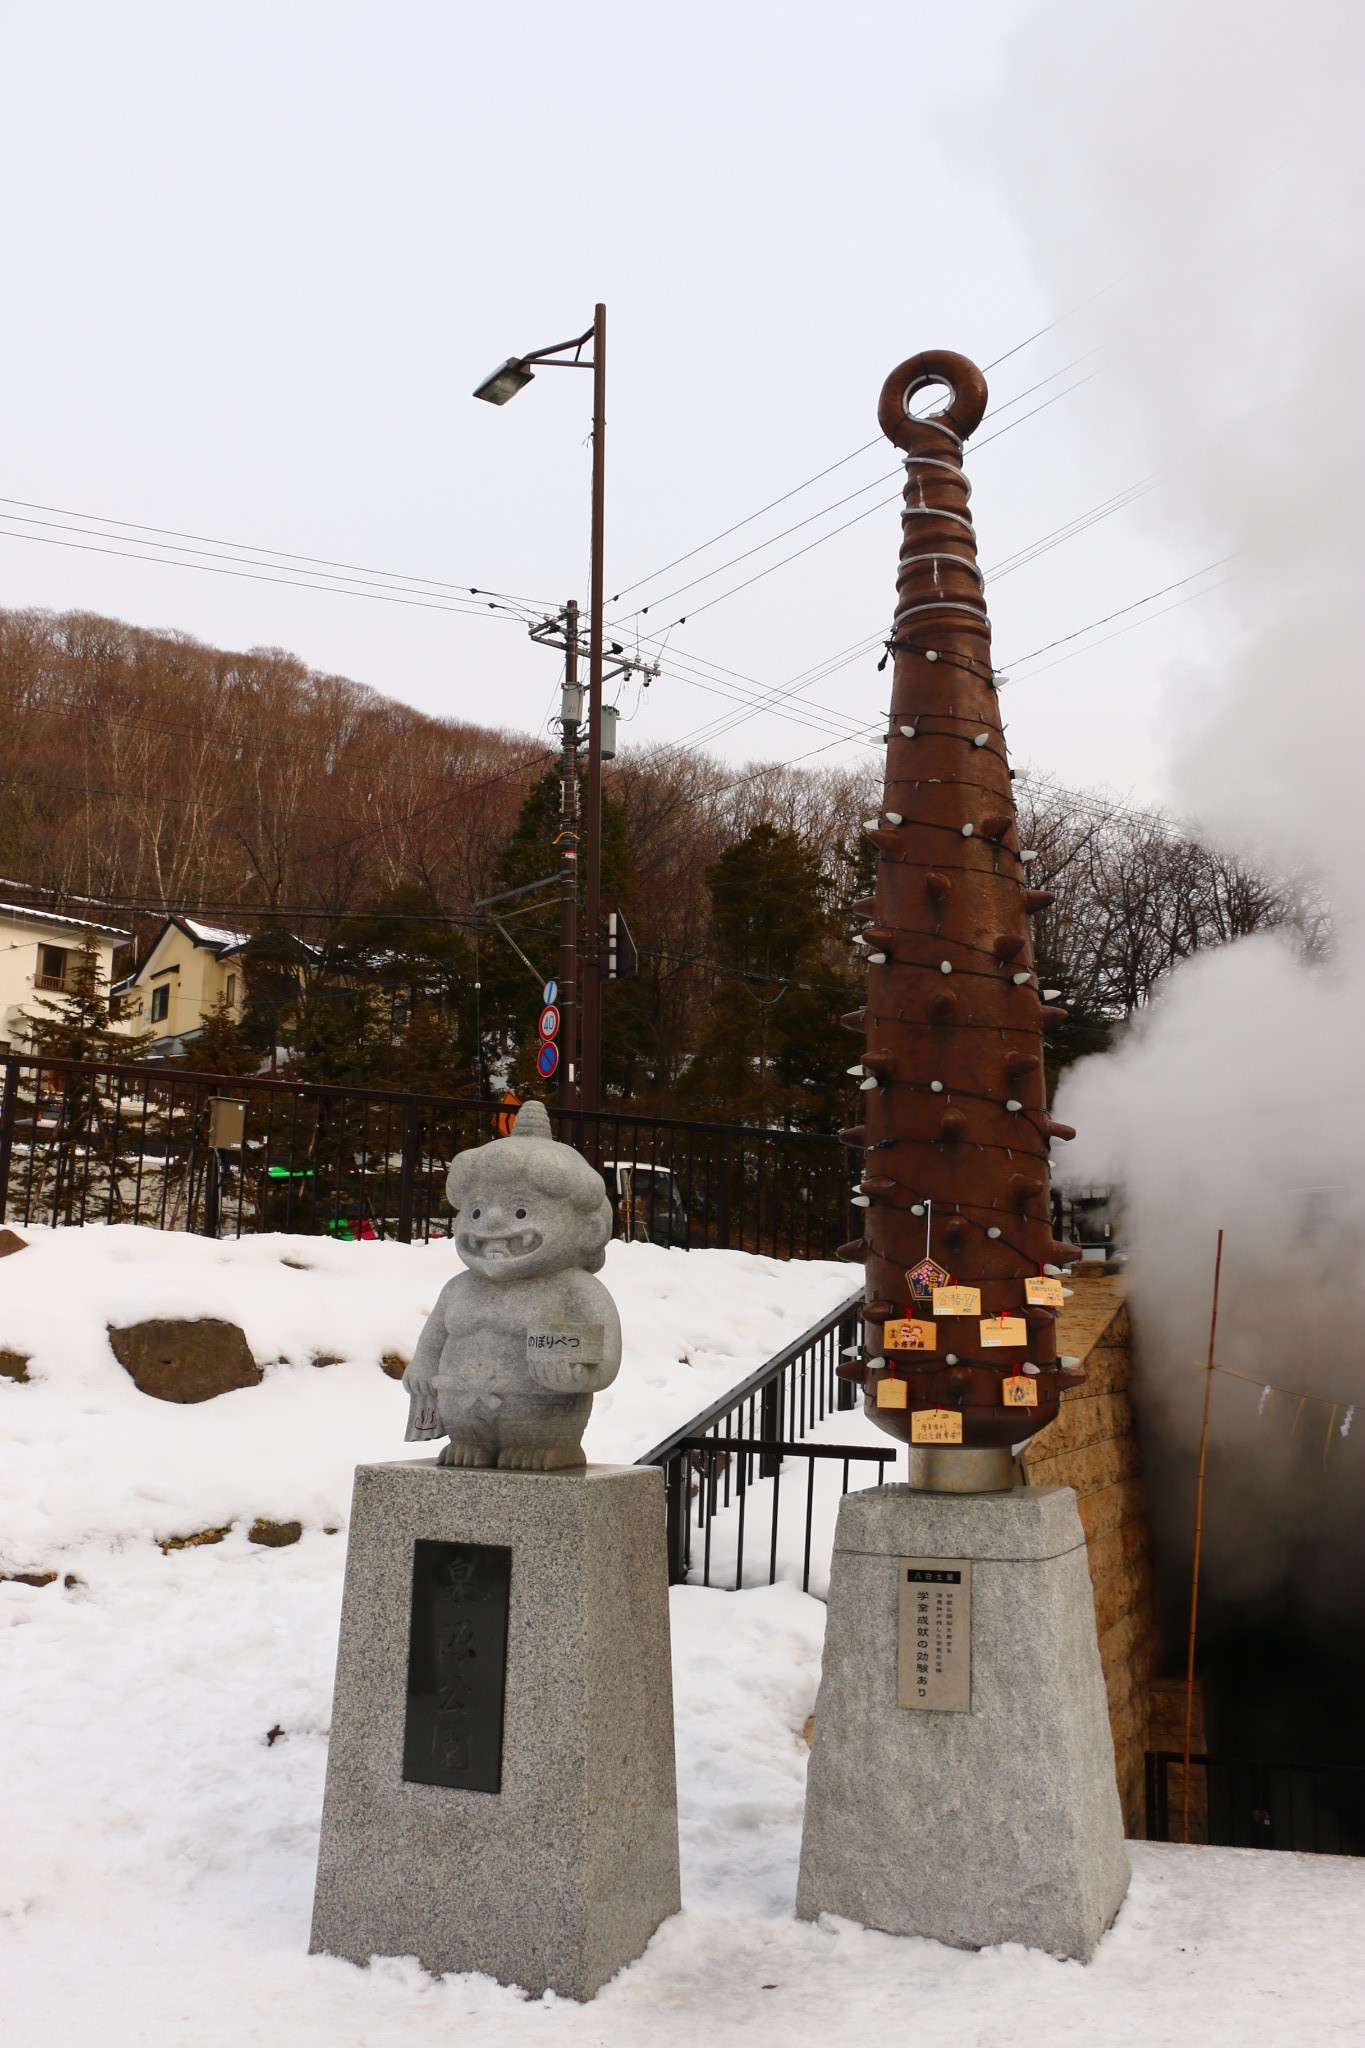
[
  {"x1": 0, "y1": 1225, "x2": 854, "y2": 1570},
  {"x1": 4, "y1": 1223, "x2": 1362, "y2": 2045},
  {"x1": 3, "y1": 1532, "x2": 1363, "y2": 2048}
]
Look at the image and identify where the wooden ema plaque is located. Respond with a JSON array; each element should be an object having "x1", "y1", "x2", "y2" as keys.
[
  {"x1": 897, "y1": 1560, "x2": 972, "y2": 1712},
  {"x1": 910, "y1": 1409, "x2": 963, "y2": 1445}
]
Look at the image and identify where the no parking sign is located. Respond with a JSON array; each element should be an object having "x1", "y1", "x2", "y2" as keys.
[{"x1": 536, "y1": 1040, "x2": 560, "y2": 1078}]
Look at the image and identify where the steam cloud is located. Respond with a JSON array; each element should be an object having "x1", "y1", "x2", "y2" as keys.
[{"x1": 977, "y1": 1, "x2": 1365, "y2": 1651}]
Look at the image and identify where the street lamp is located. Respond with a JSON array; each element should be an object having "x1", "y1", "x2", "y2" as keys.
[{"x1": 474, "y1": 305, "x2": 608, "y2": 1118}]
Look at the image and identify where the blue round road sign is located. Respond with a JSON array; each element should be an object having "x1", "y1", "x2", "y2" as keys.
[
  {"x1": 536, "y1": 1040, "x2": 560, "y2": 1078},
  {"x1": 538, "y1": 1004, "x2": 560, "y2": 1041},
  {"x1": 543, "y1": 979, "x2": 558, "y2": 1006}
]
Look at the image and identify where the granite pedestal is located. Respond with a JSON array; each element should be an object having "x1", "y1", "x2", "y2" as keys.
[
  {"x1": 309, "y1": 1461, "x2": 681, "y2": 2000},
  {"x1": 796, "y1": 1484, "x2": 1129, "y2": 1961}
]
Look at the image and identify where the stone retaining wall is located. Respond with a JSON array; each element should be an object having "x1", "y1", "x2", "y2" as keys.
[{"x1": 1021, "y1": 1272, "x2": 1163, "y2": 1835}]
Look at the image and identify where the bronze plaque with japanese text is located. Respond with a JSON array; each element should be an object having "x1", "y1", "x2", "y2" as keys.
[
  {"x1": 403, "y1": 1539, "x2": 511, "y2": 1793},
  {"x1": 897, "y1": 1559, "x2": 972, "y2": 1712}
]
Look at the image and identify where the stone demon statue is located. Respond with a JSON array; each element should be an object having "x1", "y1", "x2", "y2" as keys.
[{"x1": 403, "y1": 1099, "x2": 622, "y2": 1469}]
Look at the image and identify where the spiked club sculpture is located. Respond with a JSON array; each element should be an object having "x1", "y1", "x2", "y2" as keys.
[{"x1": 838, "y1": 349, "x2": 1085, "y2": 1488}]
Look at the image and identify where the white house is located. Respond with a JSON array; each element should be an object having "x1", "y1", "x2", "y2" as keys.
[
  {"x1": 123, "y1": 915, "x2": 250, "y2": 1053},
  {"x1": 0, "y1": 903, "x2": 134, "y2": 1050}
]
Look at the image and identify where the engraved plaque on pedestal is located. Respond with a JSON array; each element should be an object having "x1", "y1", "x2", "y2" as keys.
[
  {"x1": 897, "y1": 1558, "x2": 972, "y2": 1712},
  {"x1": 403, "y1": 1538, "x2": 511, "y2": 1792}
]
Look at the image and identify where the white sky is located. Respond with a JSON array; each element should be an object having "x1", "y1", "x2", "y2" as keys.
[{"x1": 0, "y1": 1, "x2": 1231, "y2": 805}]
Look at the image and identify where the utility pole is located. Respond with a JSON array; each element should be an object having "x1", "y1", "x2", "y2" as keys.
[
  {"x1": 527, "y1": 564, "x2": 656, "y2": 1121},
  {"x1": 476, "y1": 303, "x2": 642, "y2": 1123},
  {"x1": 582, "y1": 302, "x2": 608, "y2": 1116},
  {"x1": 557, "y1": 599, "x2": 581, "y2": 1111}
]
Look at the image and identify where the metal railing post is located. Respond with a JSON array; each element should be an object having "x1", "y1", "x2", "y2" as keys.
[
  {"x1": 0, "y1": 1060, "x2": 18, "y2": 1225},
  {"x1": 664, "y1": 1453, "x2": 690, "y2": 1584},
  {"x1": 397, "y1": 1098, "x2": 420, "y2": 1244}
]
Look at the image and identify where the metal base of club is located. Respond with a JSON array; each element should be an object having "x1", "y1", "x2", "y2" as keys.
[{"x1": 907, "y1": 1445, "x2": 1019, "y2": 1494}]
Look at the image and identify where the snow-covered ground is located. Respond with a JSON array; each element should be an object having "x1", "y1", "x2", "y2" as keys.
[
  {"x1": 0, "y1": 1224, "x2": 855, "y2": 1568},
  {"x1": 4, "y1": 1227, "x2": 1364, "y2": 2047}
]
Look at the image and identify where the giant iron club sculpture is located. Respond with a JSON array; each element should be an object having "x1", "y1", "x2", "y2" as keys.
[{"x1": 838, "y1": 349, "x2": 1084, "y2": 1490}]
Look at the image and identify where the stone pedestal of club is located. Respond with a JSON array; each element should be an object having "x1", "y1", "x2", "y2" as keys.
[
  {"x1": 797, "y1": 1483, "x2": 1129, "y2": 1961},
  {"x1": 310, "y1": 1461, "x2": 681, "y2": 2001}
]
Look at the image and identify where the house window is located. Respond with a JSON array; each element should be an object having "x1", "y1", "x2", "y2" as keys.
[
  {"x1": 37, "y1": 945, "x2": 68, "y2": 992},
  {"x1": 150, "y1": 983, "x2": 170, "y2": 1024},
  {"x1": 225, "y1": 974, "x2": 237, "y2": 1007}
]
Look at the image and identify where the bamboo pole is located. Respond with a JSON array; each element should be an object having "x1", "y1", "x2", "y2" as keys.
[{"x1": 1181, "y1": 1228, "x2": 1223, "y2": 1844}]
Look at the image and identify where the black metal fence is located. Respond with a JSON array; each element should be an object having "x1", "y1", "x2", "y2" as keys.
[
  {"x1": 0, "y1": 1050, "x2": 848, "y2": 1259},
  {"x1": 1145, "y1": 1750, "x2": 1365, "y2": 1855},
  {"x1": 639, "y1": 1291, "x2": 895, "y2": 1592}
]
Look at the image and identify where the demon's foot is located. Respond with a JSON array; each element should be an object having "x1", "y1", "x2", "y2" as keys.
[
  {"x1": 438, "y1": 1441, "x2": 494, "y2": 1467},
  {"x1": 496, "y1": 1445, "x2": 587, "y2": 1471}
]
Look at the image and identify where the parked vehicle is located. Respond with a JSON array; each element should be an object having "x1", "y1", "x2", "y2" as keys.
[{"x1": 602, "y1": 1160, "x2": 691, "y2": 1249}]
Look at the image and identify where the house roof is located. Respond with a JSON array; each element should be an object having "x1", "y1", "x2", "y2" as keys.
[
  {"x1": 0, "y1": 901, "x2": 130, "y2": 940},
  {"x1": 181, "y1": 915, "x2": 251, "y2": 952},
  {"x1": 136, "y1": 915, "x2": 252, "y2": 971}
]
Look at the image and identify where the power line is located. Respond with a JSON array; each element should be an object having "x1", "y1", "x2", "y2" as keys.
[
  {"x1": 608, "y1": 317, "x2": 1111, "y2": 608},
  {"x1": 612, "y1": 371, "x2": 1101, "y2": 645},
  {"x1": 999, "y1": 561, "x2": 1232, "y2": 668},
  {"x1": 608, "y1": 358, "x2": 1102, "y2": 635},
  {"x1": 0, "y1": 520, "x2": 548, "y2": 625},
  {"x1": 0, "y1": 494, "x2": 553, "y2": 609}
]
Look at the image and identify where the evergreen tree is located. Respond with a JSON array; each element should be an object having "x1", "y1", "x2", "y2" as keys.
[
  {"x1": 18, "y1": 931, "x2": 149, "y2": 1222},
  {"x1": 677, "y1": 824, "x2": 858, "y2": 1131},
  {"x1": 480, "y1": 770, "x2": 642, "y2": 1099},
  {"x1": 19, "y1": 930, "x2": 146, "y2": 1062},
  {"x1": 294, "y1": 887, "x2": 475, "y2": 1094},
  {"x1": 191, "y1": 996, "x2": 260, "y2": 1075}
]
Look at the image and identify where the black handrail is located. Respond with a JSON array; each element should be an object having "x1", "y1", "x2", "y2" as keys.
[
  {"x1": 1145, "y1": 1749, "x2": 1365, "y2": 1855},
  {"x1": 638, "y1": 1294, "x2": 867, "y2": 1466},
  {"x1": 636, "y1": 1289, "x2": 896, "y2": 1592}
]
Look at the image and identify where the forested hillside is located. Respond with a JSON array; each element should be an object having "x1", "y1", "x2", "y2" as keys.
[{"x1": 0, "y1": 608, "x2": 1310, "y2": 1121}]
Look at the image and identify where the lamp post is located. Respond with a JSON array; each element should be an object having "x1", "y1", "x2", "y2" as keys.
[{"x1": 474, "y1": 305, "x2": 608, "y2": 1116}]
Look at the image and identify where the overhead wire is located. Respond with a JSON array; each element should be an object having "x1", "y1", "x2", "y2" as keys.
[
  {"x1": 607, "y1": 360, "x2": 1102, "y2": 638},
  {"x1": 0, "y1": 493, "x2": 555, "y2": 610},
  {"x1": 0, "y1": 520, "x2": 549, "y2": 625}
]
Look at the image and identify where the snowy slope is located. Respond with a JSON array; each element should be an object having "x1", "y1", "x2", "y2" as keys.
[
  {"x1": 0, "y1": 1225, "x2": 854, "y2": 1570},
  {"x1": 3, "y1": 1226, "x2": 1363, "y2": 2046}
]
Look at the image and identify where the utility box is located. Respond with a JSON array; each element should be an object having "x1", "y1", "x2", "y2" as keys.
[{"x1": 207, "y1": 1097, "x2": 247, "y2": 1150}]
